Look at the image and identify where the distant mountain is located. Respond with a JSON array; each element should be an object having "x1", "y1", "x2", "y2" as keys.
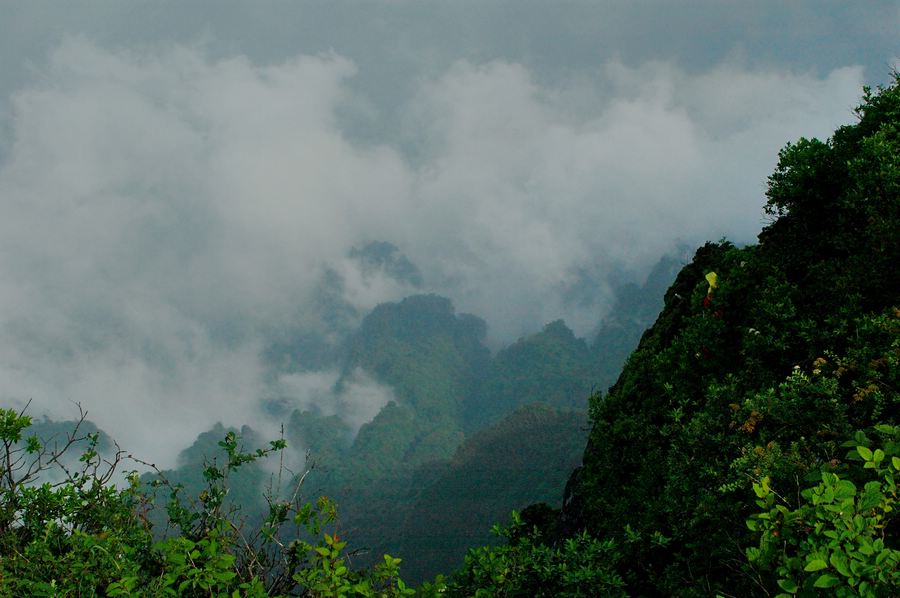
[
  {"x1": 340, "y1": 294, "x2": 490, "y2": 467},
  {"x1": 348, "y1": 241, "x2": 424, "y2": 288},
  {"x1": 69, "y1": 254, "x2": 678, "y2": 580},
  {"x1": 261, "y1": 241, "x2": 423, "y2": 375},
  {"x1": 589, "y1": 253, "x2": 684, "y2": 392},
  {"x1": 21, "y1": 254, "x2": 682, "y2": 583},
  {"x1": 26, "y1": 416, "x2": 116, "y2": 456},
  {"x1": 465, "y1": 320, "x2": 593, "y2": 431},
  {"x1": 399, "y1": 404, "x2": 588, "y2": 583}
]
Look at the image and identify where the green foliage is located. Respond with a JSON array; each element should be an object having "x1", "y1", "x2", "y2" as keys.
[
  {"x1": 760, "y1": 75, "x2": 900, "y2": 315},
  {"x1": 287, "y1": 410, "x2": 352, "y2": 466},
  {"x1": 447, "y1": 511, "x2": 626, "y2": 597},
  {"x1": 142, "y1": 433, "x2": 418, "y2": 597},
  {"x1": 747, "y1": 425, "x2": 900, "y2": 596},
  {"x1": 563, "y1": 73, "x2": 900, "y2": 595},
  {"x1": 0, "y1": 406, "x2": 415, "y2": 597},
  {"x1": 292, "y1": 534, "x2": 415, "y2": 598},
  {"x1": 0, "y1": 406, "x2": 155, "y2": 596}
]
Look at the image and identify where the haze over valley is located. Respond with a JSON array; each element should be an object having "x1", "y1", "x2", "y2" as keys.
[{"x1": 1, "y1": 3, "x2": 892, "y2": 467}]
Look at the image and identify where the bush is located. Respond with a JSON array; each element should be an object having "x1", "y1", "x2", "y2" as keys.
[
  {"x1": 0, "y1": 404, "x2": 416, "y2": 597},
  {"x1": 747, "y1": 425, "x2": 900, "y2": 597},
  {"x1": 446, "y1": 510, "x2": 626, "y2": 597}
]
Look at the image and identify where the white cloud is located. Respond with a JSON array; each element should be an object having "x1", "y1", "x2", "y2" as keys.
[
  {"x1": 401, "y1": 59, "x2": 864, "y2": 336},
  {"x1": 274, "y1": 368, "x2": 393, "y2": 434},
  {"x1": 0, "y1": 38, "x2": 865, "y2": 464}
]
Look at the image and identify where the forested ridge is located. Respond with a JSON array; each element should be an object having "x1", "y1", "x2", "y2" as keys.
[
  {"x1": 0, "y1": 75, "x2": 897, "y2": 596},
  {"x1": 558, "y1": 74, "x2": 900, "y2": 596}
]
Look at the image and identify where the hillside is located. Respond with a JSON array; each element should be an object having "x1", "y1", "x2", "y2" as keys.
[
  {"x1": 552, "y1": 76, "x2": 900, "y2": 596},
  {"x1": 399, "y1": 405, "x2": 588, "y2": 582}
]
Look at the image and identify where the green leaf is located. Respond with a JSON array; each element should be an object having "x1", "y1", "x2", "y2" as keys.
[
  {"x1": 813, "y1": 573, "x2": 840, "y2": 588},
  {"x1": 777, "y1": 578, "x2": 799, "y2": 593},
  {"x1": 892, "y1": 456, "x2": 900, "y2": 471},
  {"x1": 858, "y1": 446, "x2": 874, "y2": 461},
  {"x1": 859, "y1": 488, "x2": 885, "y2": 511},
  {"x1": 875, "y1": 549, "x2": 893, "y2": 566},
  {"x1": 830, "y1": 553, "x2": 852, "y2": 577},
  {"x1": 753, "y1": 478, "x2": 770, "y2": 498},
  {"x1": 834, "y1": 480, "x2": 857, "y2": 500},
  {"x1": 804, "y1": 559, "x2": 828, "y2": 572}
]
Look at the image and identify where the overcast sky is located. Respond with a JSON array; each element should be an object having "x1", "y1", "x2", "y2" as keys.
[{"x1": 0, "y1": 1, "x2": 897, "y2": 464}]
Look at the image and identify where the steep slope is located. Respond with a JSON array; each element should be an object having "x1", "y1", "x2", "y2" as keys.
[
  {"x1": 560, "y1": 76, "x2": 900, "y2": 596},
  {"x1": 340, "y1": 294, "x2": 490, "y2": 472},
  {"x1": 343, "y1": 295, "x2": 489, "y2": 423},
  {"x1": 589, "y1": 254, "x2": 684, "y2": 391}
]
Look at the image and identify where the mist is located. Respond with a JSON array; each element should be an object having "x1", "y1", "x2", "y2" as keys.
[{"x1": 0, "y1": 31, "x2": 876, "y2": 464}]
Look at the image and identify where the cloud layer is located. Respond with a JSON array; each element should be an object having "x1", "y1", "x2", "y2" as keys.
[{"x1": 0, "y1": 38, "x2": 866, "y2": 463}]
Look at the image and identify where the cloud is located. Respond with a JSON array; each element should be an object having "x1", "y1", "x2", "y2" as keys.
[
  {"x1": 273, "y1": 368, "x2": 393, "y2": 436},
  {"x1": 0, "y1": 38, "x2": 865, "y2": 464},
  {"x1": 401, "y1": 59, "x2": 864, "y2": 336},
  {"x1": 0, "y1": 38, "x2": 407, "y2": 465}
]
